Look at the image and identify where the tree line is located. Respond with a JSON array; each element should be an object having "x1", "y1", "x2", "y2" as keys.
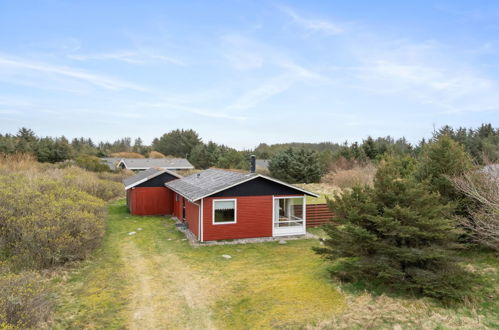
[{"x1": 0, "y1": 124, "x2": 497, "y2": 177}]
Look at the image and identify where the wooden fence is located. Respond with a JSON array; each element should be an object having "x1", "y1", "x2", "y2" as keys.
[{"x1": 306, "y1": 203, "x2": 334, "y2": 227}]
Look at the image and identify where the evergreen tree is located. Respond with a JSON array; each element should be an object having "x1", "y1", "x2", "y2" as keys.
[
  {"x1": 416, "y1": 135, "x2": 472, "y2": 204},
  {"x1": 315, "y1": 156, "x2": 472, "y2": 301},
  {"x1": 268, "y1": 148, "x2": 323, "y2": 183},
  {"x1": 152, "y1": 129, "x2": 201, "y2": 157}
]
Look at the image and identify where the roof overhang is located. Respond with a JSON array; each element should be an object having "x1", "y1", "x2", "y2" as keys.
[{"x1": 124, "y1": 169, "x2": 182, "y2": 190}]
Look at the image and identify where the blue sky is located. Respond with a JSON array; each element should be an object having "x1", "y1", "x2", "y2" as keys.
[{"x1": 0, "y1": 1, "x2": 498, "y2": 149}]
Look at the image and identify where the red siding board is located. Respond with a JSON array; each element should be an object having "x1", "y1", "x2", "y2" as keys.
[
  {"x1": 128, "y1": 187, "x2": 173, "y2": 216},
  {"x1": 184, "y1": 200, "x2": 199, "y2": 239}
]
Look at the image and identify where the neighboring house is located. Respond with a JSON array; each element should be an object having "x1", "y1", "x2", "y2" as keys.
[
  {"x1": 255, "y1": 159, "x2": 270, "y2": 170},
  {"x1": 100, "y1": 157, "x2": 122, "y2": 170},
  {"x1": 124, "y1": 168, "x2": 181, "y2": 215},
  {"x1": 118, "y1": 158, "x2": 194, "y2": 171},
  {"x1": 123, "y1": 157, "x2": 318, "y2": 242}
]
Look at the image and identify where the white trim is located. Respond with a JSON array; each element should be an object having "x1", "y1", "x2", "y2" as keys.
[
  {"x1": 126, "y1": 166, "x2": 194, "y2": 170},
  {"x1": 303, "y1": 194, "x2": 307, "y2": 230},
  {"x1": 192, "y1": 174, "x2": 319, "y2": 201},
  {"x1": 124, "y1": 169, "x2": 182, "y2": 190},
  {"x1": 212, "y1": 199, "x2": 237, "y2": 225},
  {"x1": 272, "y1": 195, "x2": 306, "y2": 237},
  {"x1": 200, "y1": 199, "x2": 204, "y2": 242}
]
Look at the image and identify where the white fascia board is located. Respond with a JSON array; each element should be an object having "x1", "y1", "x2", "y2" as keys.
[
  {"x1": 191, "y1": 174, "x2": 319, "y2": 201},
  {"x1": 125, "y1": 169, "x2": 182, "y2": 190}
]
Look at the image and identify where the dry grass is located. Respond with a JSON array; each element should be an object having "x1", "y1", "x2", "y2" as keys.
[
  {"x1": 109, "y1": 152, "x2": 144, "y2": 158},
  {"x1": 321, "y1": 164, "x2": 377, "y2": 190},
  {"x1": 147, "y1": 151, "x2": 166, "y2": 158},
  {"x1": 176, "y1": 168, "x2": 202, "y2": 177},
  {"x1": 309, "y1": 291, "x2": 487, "y2": 330},
  {"x1": 297, "y1": 183, "x2": 342, "y2": 204}
]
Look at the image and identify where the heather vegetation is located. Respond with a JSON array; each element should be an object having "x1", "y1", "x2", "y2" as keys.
[{"x1": 0, "y1": 155, "x2": 124, "y2": 329}]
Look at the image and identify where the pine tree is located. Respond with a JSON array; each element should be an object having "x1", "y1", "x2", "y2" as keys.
[
  {"x1": 269, "y1": 148, "x2": 323, "y2": 183},
  {"x1": 315, "y1": 156, "x2": 472, "y2": 301}
]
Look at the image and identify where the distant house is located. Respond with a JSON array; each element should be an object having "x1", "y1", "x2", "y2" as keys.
[
  {"x1": 124, "y1": 168, "x2": 181, "y2": 215},
  {"x1": 118, "y1": 158, "x2": 194, "y2": 171},
  {"x1": 101, "y1": 157, "x2": 194, "y2": 171},
  {"x1": 100, "y1": 157, "x2": 122, "y2": 170},
  {"x1": 123, "y1": 156, "x2": 318, "y2": 241}
]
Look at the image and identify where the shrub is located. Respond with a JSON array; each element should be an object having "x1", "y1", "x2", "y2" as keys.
[
  {"x1": 97, "y1": 169, "x2": 134, "y2": 183},
  {"x1": 0, "y1": 174, "x2": 106, "y2": 269},
  {"x1": 0, "y1": 270, "x2": 51, "y2": 329},
  {"x1": 315, "y1": 156, "x2": 473, "y2": 302},
  {"x1": 321, "y1": 164, "x2": 376, "y2": 190},
  {"x1": 109, "y1": 152, "x2": 144, "y2": 158},
  {"x1": 75, "y1": 155, "x2": 110, "y2": 172},
  {"x1": 452, "y1": 169, "x2": 499, "y2": 251},
  {"x1": 59, "y1": 167, "x2": 124, "y2": 201}
]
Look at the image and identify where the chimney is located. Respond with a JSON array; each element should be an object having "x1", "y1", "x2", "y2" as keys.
[{"x1": 250, "y1": 155, "x2": 256, "y2": 173}]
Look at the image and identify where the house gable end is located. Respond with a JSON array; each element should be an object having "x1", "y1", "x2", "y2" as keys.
[
  {"x1": 210, "y1": 176, "x2": 305, "y2": 197},
  {"x1": 135, "y1": 172, "x2": 179, "y2": 188}
]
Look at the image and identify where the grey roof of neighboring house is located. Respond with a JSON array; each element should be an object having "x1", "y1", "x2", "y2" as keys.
[
  {"x1": 165, "y1": 168, "x2": 318, "y2": 202},
  {"x1": 256, "y1": 159, "x2": 270, "y2": 169},
  {"x1": 119, "y1": 158, "x2": 194, "y2": 170},
  {"x1": 122, "y1": 168, "x2": 181, "y2": 189},
  {"x1": 100, "y1": 157, "x2": 122, "y2": 170}
]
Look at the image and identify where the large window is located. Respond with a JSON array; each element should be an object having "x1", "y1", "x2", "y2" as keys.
[{"x1": 213, "y1": 199, "x2": 237, "y2": 224}]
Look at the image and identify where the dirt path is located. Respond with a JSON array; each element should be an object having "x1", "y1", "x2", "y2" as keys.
[{"x1": 121, "y1": 239, "x2": 218, "y2": 330}]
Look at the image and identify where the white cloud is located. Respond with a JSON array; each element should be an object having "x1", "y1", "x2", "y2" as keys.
[
  {"x1": 68, "y1": 49, "x2": 185, "y2": 66},
  {"x1": 0, "y1": 56, "x2": 146, "y2": 91},
  {"x1": 279, "y1": 6, "x2": 343, "y2": 35}
]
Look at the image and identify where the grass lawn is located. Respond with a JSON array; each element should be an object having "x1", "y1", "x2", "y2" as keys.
[
  {"x1": 51, "y1": 200, "x2": 499, "y2": 329},
  {"x1": 51, "y1": 200, "x2": 344, "y2": 329}
]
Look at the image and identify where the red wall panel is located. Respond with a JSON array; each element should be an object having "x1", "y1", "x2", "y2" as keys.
[
  {"x1": 202, "y1": 196, "x2": 273, "y2": 241},
  {"x1": 184, "y1": 200, "x2": 199, "y2": 239},
  {"x1": 129, "y1": 187, "x2": 173, "y2": 216}
]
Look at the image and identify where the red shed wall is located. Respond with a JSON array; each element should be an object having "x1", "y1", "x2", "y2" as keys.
[
  {"x1": 184, "y1": 200, "x2": 199, "y2": 239},
  {"x1": 202, "y1": 195, "x2": 277, "y2": 241},
  {"x1": 129, "y1": 187, "x2": 173, "y2": 216}
]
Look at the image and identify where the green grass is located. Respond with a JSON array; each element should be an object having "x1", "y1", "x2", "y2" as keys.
[
  {"x1": 51, "y1": 200, "x2": 345, "y2": 329},
  {"x1": 51, "y1": 200, "x2": 499, "y2": 329}
]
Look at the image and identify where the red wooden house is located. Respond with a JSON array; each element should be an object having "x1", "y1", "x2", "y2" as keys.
[{"x1": 123, "y1": 158, "x2": 318, "y2": 242}]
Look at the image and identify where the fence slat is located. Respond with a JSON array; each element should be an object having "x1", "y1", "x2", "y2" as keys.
[{"x1": 306, "y1": 204, "x2": 334, "y2": 227}]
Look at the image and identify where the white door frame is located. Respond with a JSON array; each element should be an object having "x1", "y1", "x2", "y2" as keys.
[{"x1": 272, "y1": 195, "x2": 306, "y2": 237}]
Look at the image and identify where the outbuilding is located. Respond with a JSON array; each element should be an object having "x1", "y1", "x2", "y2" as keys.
[{"x1": 123, "y1": 168, "x2": 182, "y2": 215}]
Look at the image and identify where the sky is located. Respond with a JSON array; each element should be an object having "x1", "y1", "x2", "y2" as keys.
[{"x1": 0, "y1": 1, "x2": 498, "y2": 149}]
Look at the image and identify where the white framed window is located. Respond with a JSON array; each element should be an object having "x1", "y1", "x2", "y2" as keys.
[
  {"x1": 175, "y1": 194, "x2": 179, "y2": 201},
  {"x1": 212, "y1": 199, "x2": 237, "y2": 224}
]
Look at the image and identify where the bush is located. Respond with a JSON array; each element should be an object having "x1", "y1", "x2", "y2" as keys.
[
  {"x1": 315, "y1": 156, "x2": 473, "y2": 302},
  {"x1": 75, "y1": 155, "x2": 110, "y2": 172},
  {"x1": 59, "y1": 167, "x2": 124, "y2": 201},
  {"x1": 321, "y1": 164, "x2": 376, "y2": 190},
  {"x1": 452, "y1": 169, "x2": 499, "y2": 251},
  {"x1": 0, "y1": 270, "x2": 51, "y2": 329},
  {"x1": 108, "y1": 152, "x2": 144, "y2": 158},
  {"x1": 0, "y1": 174, "x2": 106, "y2": 269}
]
